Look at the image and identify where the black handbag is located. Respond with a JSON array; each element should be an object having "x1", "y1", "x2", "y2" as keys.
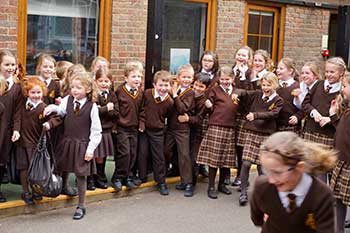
[{"x1": 28, "y1": 130, "x2": 62, "y2": 197}]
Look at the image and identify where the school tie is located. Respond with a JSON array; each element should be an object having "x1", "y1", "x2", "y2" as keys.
[
  {"x1": 5, "y1": 81, "x2": 9, "y2": 92},
  {"x1": 287, "y1": 193, "x2": 297, "y2": 212},
  {"x1": 325, "y1": 85, "x2": 332, "y2": 93},
  {"x1": 235, "y1": 69, "x2": 241, "y2": 78},
  {"x1": 130, "y1": 88, "x2": 136, "y2": 96},
  {"x1": 101, "y1": 91, "x2": 108, "y2": 104},
  {"x1": 74, "y1": 101, "x2": 81, "y2": 115},
  {"x1": 263, "y1": 96, "x2": 269, "y2": 103},
  {"x1": 45, "y1": 80, "x2": 49, "y2": 86},
  {"x1": 26, "y1": 102, "x2": 34, "y2": 111},
  {"x1": 155, "y1": 97, "x2": 161, "y2": 102},
  {"x1": 225, "y1": 88, "x2": 230, "y2": 94},
  {"x1": 177, "y1": 89, "x2": 181, "y2": 96},
  {"x1": 281, "y1": 82, "x2": 287, "y2": 88}
]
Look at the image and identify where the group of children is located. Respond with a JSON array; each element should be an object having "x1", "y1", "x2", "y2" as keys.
[{"x1": 0, "y1": 45, "x2": 349, "y2": 229}]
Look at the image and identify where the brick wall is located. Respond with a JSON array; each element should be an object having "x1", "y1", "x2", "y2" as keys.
[
  {"x1": 0, "y1": 0, "x2": 18, "y2": 53},
  {"x1": 110, "y1": 0, "x2": 148, "y2": 83}
]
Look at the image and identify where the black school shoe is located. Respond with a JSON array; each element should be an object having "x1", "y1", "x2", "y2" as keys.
[
  {"x1": 21, "y1": 192, "x2": 34, "y2": 205},
  {"x1": 175, "y1": 183, "x2": 186, "y2": 190},
  {"x1": 184, "y1": 184, "x2": 194, "y2": 197},
  {"x1": 0, "y1": 191, "x2": 7, "y2": 202},
  {"x1": 158, "y1": 183, "x2": 169, "y2": 196},
  {"x1": 132, "y1": 176, "x2": 142, "y2": 186},
  {"x1": 111, "y1": 179, "x2": 123, "y2": 192},
  {"x1": 231, "y1": 177, "x2": 241, "y2": 187},
  {"x1": 61, "y1": 186, "x2": 78, "y2": 196},
  {"x1": 125, "y1": 178, "x2": 137, "y2": 189},
  {"x1": 94, "y1": 179, "x2": 108, "y2": 189},
  {"x1": 218, "y1": 184, "x2": 232, "y2": 195},
  {"x1": 87, "y1": 176, "x2": 96, "y2": 191},
  {"x1": 207, "y1": 187, "x2": 218, "y2": 199},
  {"x1": 239, "y1": 193, "x2": 248, "y2": 206},
  {"x1": 73, "y1": 206, "x2": 86, "y2": 220}
]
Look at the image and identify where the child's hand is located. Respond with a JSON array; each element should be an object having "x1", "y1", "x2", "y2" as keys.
[
  {"x1": 311, "y1": 109, "x2": 322, "y2": 123},
  {"x1": 11, "y1": 131, "x2": 20, "y2": 142},
  {"x1": 288, "y1": 115, "x2": 298, "y2": 125},
  {"x1": 106, "y1": 102, "x2": 114, "y2": 111},
  {"x1": 264, "y1": 214, "x2": 269, "y2": 222},
  {"x1": 246, "y1": 112, "x2": 254, "y2": 121},
  {"x1": 329, "y1": 99, "x2": 338, "y2": 116},
  {"x1": 291, "y1": 88, "x2": 301, "y2": 97},
  {"x1": 55, "y1": 97, "x2": 62, "y2": 105},
  {"x1": 43, "y1": 122, "x2": 51, "y2": 130},
  {"x1": 84, "y1": 153, "x2": 93, "y2": 161},
  {"x1": 319, "y1": 117, "x2": 331, "y2": 127},
  {"x1": 178, "y1": 113, "x2": 189, "y2": 123},
  {"x1": 43, "y1": 106, "x2": 53, "y2": 116},
  {"x1": 205, "y1": 99, "x2": 213, "y2": 108}
]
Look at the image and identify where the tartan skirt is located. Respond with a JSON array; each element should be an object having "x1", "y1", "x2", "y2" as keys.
[
  {"x1": 242, "y1": 130, "x2": 269, "y2": 165},
  {"x1": 197, "y1": 125, "x2": 236, "y2": 168},
  {"x1": 235, "y1": 115, "x2": 248, "y2": 147},
  {"x1": 277, "y1": 125, "x2": 300, "y2": 135},
  {"x1": 302, "y1": 131, "x2": 334, "y2": 149},
  {"x1": 330, "y1": 160, "x2": 350, "y2": 206}
]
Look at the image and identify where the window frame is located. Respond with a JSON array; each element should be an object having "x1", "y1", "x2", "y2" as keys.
[{"x1": 17, "y1": 0, "x2": 112, "y2": 69}]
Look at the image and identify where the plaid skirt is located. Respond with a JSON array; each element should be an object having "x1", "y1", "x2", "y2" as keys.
[
  {"x1": 330, "y1": 160, "x2": 350, "y2": 206},
  {"x1": 302, "y1": 131, "x2": 334, "y2": 149},
  {"x1": 277, "y1": 125, "x2": 300, "y2": 135},
  {"x1": 197, "y1": 125, "x2": 236, "y2": 168},
  {"x1": 242, "y1": 130, "x2": 269, "y2": 165},
  {"x1": 235, "y1": 115, "x2": 248, "y2": 147}
]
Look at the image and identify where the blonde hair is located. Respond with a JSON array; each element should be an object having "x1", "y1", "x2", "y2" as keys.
[
  {"x1": 0, "y1": 74, "x2": 8, "y2": 95},
  {"x1": 279, "y1": 57, "x2": 299, "y2": 80},
  {"x1": 61, "y1": 64, "x2": 86, "y2": 96},
  {"x1": 218, "y1": 65, "x2": 234, "y2": 78},
  {"x1": 178, "y1": 64, "x2": 194, "y2": 77},
  {"x1": 253, "y1": 49, "x2": 272, "y2": 71},
  {"x1": 70, "y1": 72, "x2": 98, "y2": 102},
  {"x1": 326, "y1": 57, "x2": 347, "y2": 77},
  {"x1": 260, "y1": 131, "x2": 337, "y2": 174},
  {"x1": 56, "y1": 61, "x2": 73, "y2": 80},
  {"x1": 233, "y1": 46, "x2": 253, "y2": 67},
  {"x1": 90, "y1": 56, "x2": 110, "y2": 72},
  {"x1": 261, "y1": 71, "x2": 279, "y2": 90},
  {"x1": 22, "y1": 77, "x2": 48, "y2": 97},
  {"x1": 36, "y1": 54, "x2": 56, "y2": 75},
  {"x1": 153, "y1": 70, "x2": 172, "y2": 83},
  {"x1": 302, "y1": 61, "x2": 321, "y2": 80},
  {"x1": 335, "y1": 71, "x2": 350, "y2": 115},
  {"x1": 124, "y1": 60, "x2": 144, "y2": 77}
]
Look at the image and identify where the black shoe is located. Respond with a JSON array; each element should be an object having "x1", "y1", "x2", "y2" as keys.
[
  {"x1": 184, "y1": 184, "x2": 193, "y2": 197},
  {"x1": 224, "y1": 178, "x2": 231, "y2": 186},
  {"x1": 231, "y1": 177, "x2": 241, "y2": 187},
  {"x1": 175, "y1": 183, "x2": 186, "y2": 190},
  {"x1": 239, "y1": 193, "x2": 248, "y2": 206},
  {"x1": 125, "y1": 178, "x2": 136, "y2": 189},
  {"x1": 0, "y1": 192, "x2": 7, "y2": 202},
  {"x1": 158, "y1": 183, "x2": 169, "y2": 196},
  {"x1": 21, "y1": 192, "x2": 34, "y2": 205},
  {"x1": 199, "y1": 166, "x2": 209, "y2": 177},
  {"x1": 73, "y1": 206, "x2": 86, "y2": 220},
  {"x1": 94, "y1": 179, "x2": 108, "y2": 189},
  {"x1": 87, "y1": 177, "x2": 96, "y2": 191},
  {"x1": 61, "y1": 186, "x2": 78, "y2": 196},
  {"x1": 345, "y1": 220, "x2": 350, "y2": 228},
  {"x1": 32, "y1": 192, "x2": 43, "y2": 201},
  {"x1": 132, "y1": 176, "x2": 142, "y2": 186},
  {"x1": 218, "y1": 184, "x2": 232, "y2": 195},
  {"x1": 207, "y1": 187, "x2": 217, "y2": 199},
  {"x1": 111, "y1": 179, "x2": 122, "y2": 192}
]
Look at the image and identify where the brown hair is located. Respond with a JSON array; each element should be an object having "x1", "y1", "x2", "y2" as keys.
[
  {"x1": 302, "y1": 61, "x2": 321, "y2": 80},
  {"x1": 260, "y1": 131, "x2": 337, "y2": 174},
  {"x1": 198, "y1": 50, "x2": 219, "y2": 74},
  {"x1": 70, "y1": 72, "x2": 98, "y2": 102},
  {"x1": 35, "y1": 54, "x2": 56, "y2": 75},
  {"x1": 0, "y1": 49, "x2": 16, "y2": 65},
  {"x1": 261, "y1": 71, "x2": 279, "y2": 90},
  {"x1": 22, "y1": 76, "x2": 48, "y2": 97},
  {"x1": 218, "y1": 65, "x2": 234, "y2": 78},
  {"x1": 56, "y1": 61, "x2": 73, "y2": 80},
  {"x1": 0, "y1": 74, "x2": 8, "y2": 95},
  {"x1": 95, "y1": 68, "x2": 113, "y2": 82},
  {"x1": 124, "y1": 60, "x2": 144, "y2": 77},
  {"x1": 90, "y1": 56, "x2": 110, "y2": 72},
  {"x1": 153, "y1": 70, "x2": 172, "y2": 83},
  {"x1": 279, "y1": 57, "x2": 299, "y2": 81},
  {"x1": 253, "y1": 49, "x2": 272, "y2": 71},
  {"x1": 61, "y1": 64, "x2": 86, "y2": 96}
]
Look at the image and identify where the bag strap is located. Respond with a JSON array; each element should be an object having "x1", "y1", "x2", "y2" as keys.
[{"x1": 45, "y1": 129, "x2": 58, "y2": 168}]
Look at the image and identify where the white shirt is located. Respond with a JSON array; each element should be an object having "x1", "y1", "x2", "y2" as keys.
[
  {"x1": 173, "y1": 86, "x2": 189, "y2": 98},
  {"x1": 324, "y1": 79, "x2": 341, "y2": 94},
  {"x1": 262, "y1": 91, "x2": 277, "y2": 103},
  {"x1": 26, "y1": 98, "x2": 42, "y2": 109},
  {"x1": 279, "y1": 78, "x2": 295, "y2": 88},
  {"x1": 5, "y1": 76, "x2": 14, "y2": 90},
  {"x1": 201, "y1": 69, "x2": 214, "y2": 80},
  {"x1": 125, "y1": 83, "x2": 138, "y2": 93},
  {"x1": 251, "y1": 69, "x2": 268, "y2": 82},
  {"x1": 47, "y1": 95, "x2": 102, "y2": 155},
  {"x1": 220, "y1": 85, "x2": 233, "y2": 95},
  {"x1": 154, "y1": 88, "x2": 168, "y2": 101},
  {"x1": 278, "y1": 173, "x2": 312, "y2": 210},
  {"x1": 233, "y1": 65, "x2": 248, "y2": 81},
  {"x1": 293, "y1": 80, "x2": 318, "y2": 110},
  {"x1": 39, "y1": 76, "x2": 52, "y2": 86}
]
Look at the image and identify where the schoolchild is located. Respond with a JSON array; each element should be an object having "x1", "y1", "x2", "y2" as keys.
[
  {"x1": 198, "y1": 50, "x2": 220, "y2": 88},
  {"x1": 111, "y1": 61, "x2": 144, "y2": 191},
  {"x1": 56, "y1": 60, "x2": 73, "y2": 85},
  {"x1": 251, "y1": 131, "x2": 336, "y2": 233},
  {"x1": 90, "y1": 56, "x2": 110, "y2": 79},
  {"x1": 61, "y1": 64, "x2": 86, "y2": 97},
  {"x1": 238, "y1": 72, "x2": 284, "y2": 206},
  {"x1": 138, "y1": 70, "x2": 174, "y2": 195},
  {"x1": 36, "y1": 54, "x2": 61, "y2": 105},
  {"x1": 196, "y1": 66, "x2": 238, "y2": 199},
  {"x1": 164, "y1": 64, "x2": 195, "y2": 197},
  {"x1": 0, "y1": 50, "x2": 22, "y2": 202},
  {"x1": 44, "y1": 71, "x2": 102, "y2": 220}
]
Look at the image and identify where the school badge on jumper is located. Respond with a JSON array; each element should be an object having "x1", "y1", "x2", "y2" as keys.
[
  {"x1": 305, "y1": 213, "x2": 316, "y2": 230},
  {"x1": 49, "y1": 90, "x2": 55, "y2": 98},
  {"x1": 38, "y1": 114, "x2": 44, "y2": 120},
  {"x1": 268, "y1": 103, "x2": 275, "y2": 111}
]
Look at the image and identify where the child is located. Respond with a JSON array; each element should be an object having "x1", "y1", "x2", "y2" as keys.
[
  {"x1": 90, "y1": 68, "x2": 118, "y2": 190},
  {"x1": 250, "y1": 49, "x2": 270, "y2": 90},
  {"x1": 111, "y1": 61, "x2": 144, "y2": 191},
  {"x1": 61, "y1": 64, "x2": 86, "y2": 97},
  {"x1": 138, "y1": 70, "x2": 174, "y2": 195},
  {"x1": 0, "y1": 50, "x2": 22, "y2": 202},
  {"x1": 164, "y1": 64, "x2": 195, "y2": 197},
  {"x1": 198, "y1": 51, "x2": 220, "y2": 87},
  {"x1": 276, "y1": 58, "x2": 303, "y2": 132},
  {"x1": 178, "y1": 72, "x2": 211, "y2": 185},
  {"x1": 56, "y1": 61, "x2": 73, "y2": 84},
  {"x1": 196, "y1": 66, "x2": 238, "y2": 199},
  {"x1": 11, "y1": 77, "x2": 59, "y2": 204},
  {"x1": 90, "y1": 56, "x2": 110, "y2": 78},
  {"x1": 36, "y1": 54, "x2": 61, "y2": 105},
  {"x1": 302, "y1": 57, "x2": 346, "y2": 182},
  {"x1": 44, "y1": 71, "x2": 102, "y2": 220},
  {"x1": 329, "y1": 71, "x2": 350, "y2": 233},
  {"x1": 251, "y1": 131, "x2": 336, "y2": 233},
  {"x1": 239, "y1": 72, "x2": 284, "y2": 206}
]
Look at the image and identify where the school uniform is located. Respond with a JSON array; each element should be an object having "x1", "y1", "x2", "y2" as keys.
[
  {"x1": 164, "y1": 87, "x2": 195, "y2": 185},
  {"x1": 250, "y1": 69, "x2": 268, "y2": 90},
  {"x1": 112, "y1": 84, "x2": 144, "y2": 183},
  {"x1": 54, "y1": 95, "x2": 102, "y2": 176},
  {"x1": 302, "y1": 80, "x2": 339, "y2": 148},
  {"x1": 39, "y1": 77, "x2": 61, "y2": 105},
  {"x1": 200, "y1": 69, "x2": 218, "y2": 89},
  {"x1": 197, "y1": 85, "x2": 238, "y2": 168},
  {"x1": 138, "y1": 88, "x2": 173, "y2": 184},
  {"x1": 293, "y1": 80, "x2": 318, "y2": 110},
  {"x1": 241, "y1": 91, "x2": 284, "y2": 165},
  {"x1": 251, "y1": 175, "x2": 335, "y2": 233},
  {"x1": 276, "y1": 79, "x2": 303, "y2": 132}
]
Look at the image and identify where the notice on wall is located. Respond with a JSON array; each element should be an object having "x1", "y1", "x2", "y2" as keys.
[
  {"x1": 170, "y1": 48, "x2": 190, "y2": 75},
  {"x1": 322, "y1": 35, "x2": 328, "y2": 50}
]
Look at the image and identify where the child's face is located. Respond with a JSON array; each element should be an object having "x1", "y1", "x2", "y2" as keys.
[
  {"x1": 71, "y1": 79, "x2": 89, "y2": 100},
  {"x1": 28, "y1": 85, "x2": 43, "y2": 103},
  {"x1": 253, "y1": 54, "x2": 266, "y2": 72},
  {"x1": 261, "y1": 154, "x2": 302, "y2": 192},
  {"x1": 177, "y1": 71, "x2": 193, "y2": 88},
  {"x1": 301, "y1": 66, "x2": 317, "y2": 87},
  {"x1": 94, "y1": 60, "x2": 108, "y2": 73},
  {"x1": 325, "y1": 63, "x2": 342, "y2": 84},
  {"x1": 125, "y1": 70, "x2": 142, "y2": 89},
  {"x1": 193, "y1": 80, "x2": 207, "y2": 97},
  {"x1": 219, "y1": 74, "x2": 233, "y2": 89},
  {"x1": 276, "y1": 62, "x2": 293, "y2": 81},
  {"x1": 235, "y1": 49, "x2": 249, "y2": 65},
  {"x1": 261, "y1": 79, "x2": 275, "y2": 96},
  {"x1": 39, "y1": 59, "x2": 55, "y2": 80},
  {"x1": 96, "y1": 75, "x2": 111, "y2": 92},
  {"x1": 153, "y1": 79, "x2": 170, "y2": 97},
  {"x1": 201, "y1": 54, "x2": 214, "y2": 72},
  {"x1": 341, "y1": 78, "x2": 350, "y2": 101},
  {"x1": 0, "y1": 55, "x2": 16, "y2": 79}
]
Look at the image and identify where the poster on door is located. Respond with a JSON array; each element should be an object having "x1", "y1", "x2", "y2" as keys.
[{"x1": 170, "y1": 48, "x2": 191, "y2": 75}]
